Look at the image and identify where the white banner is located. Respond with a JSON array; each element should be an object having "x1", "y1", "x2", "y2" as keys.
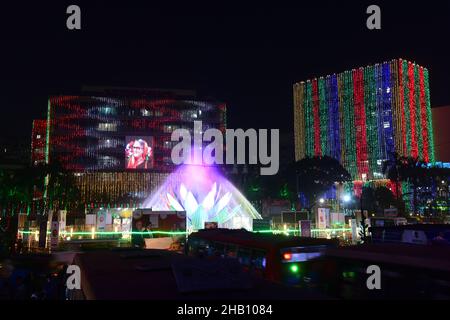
[
  {"x1": 97, "y1": 211, "x2": 106, "y2": 230},
  {"x1": 50, "y1": 221, "x2": 59, "y2": 249},
  {"x1": 317, "y1": 208, "x2": 329, "y2": 229}
]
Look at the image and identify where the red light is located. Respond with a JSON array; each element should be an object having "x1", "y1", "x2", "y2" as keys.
[{"x1": 283, "y1": 253, "x2": 292, "y2": 261}]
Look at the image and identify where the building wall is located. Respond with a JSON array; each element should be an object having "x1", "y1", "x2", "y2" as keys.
[
  {"x1": 45, "y1": 95, "x2": 226, "y2": 205},
  {"x1": 31, "y1": 120, "x2": 47, "y2": 166},
  {"x1": 432, "y1": 106, "x2": 450, "y2": 162},
  {"x1": 293, "y1": 58, "x2": 435, "y2": 180}
]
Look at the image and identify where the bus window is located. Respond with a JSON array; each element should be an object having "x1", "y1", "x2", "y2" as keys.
[
  {"x1": 212, "y1": 242, "x2": 225, "y2": 258},
  {"x1": 251, "y1": 249, "x2": 267, "y2": 270},
  {"x1": 189, "y1": 238, "x2": 211, "y2": 257},
  {"x1": 237, "y1": 247, "x2": 252, "y2": 266},
  {"x1": 225, "y1": 244, "x2": 238, "y2": 258}
]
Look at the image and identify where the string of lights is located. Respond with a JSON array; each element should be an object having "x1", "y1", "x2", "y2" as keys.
[{"x1": 293, "y1": 59, "x2": 435, "y2": 182}]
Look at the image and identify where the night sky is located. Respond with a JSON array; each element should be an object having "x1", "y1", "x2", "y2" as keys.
[{"x1": 2, "y1": 1, "x2": 450, "y2": 140}]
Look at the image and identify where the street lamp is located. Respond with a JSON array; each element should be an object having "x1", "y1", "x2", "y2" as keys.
[
  {"x1": 342, "y1": 194, "x2": 351, "y2": 203},
  {"x1": 341, "y1": 194, "x2": 352, "y2": 216},
  {"x1": 319, "y1": 198, "x2": 325, "y2": 204}
]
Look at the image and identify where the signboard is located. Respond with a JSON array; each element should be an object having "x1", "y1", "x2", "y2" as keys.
[
  {"x1": 204, "y1": 222, "x2": 218, "y2": 229},
  {"x1": 330, "y1": 212, "x2": 345, "y2": 226},
  {"x1": 97, "y1": 211, "x2": 106, "y2": 230},
  {"x1": 50, "y1": 221, "x2": 59, "y2": 249},
  {"x1": 384, "y1": 208, "x2": 398, "y2": 217},
  {"x1": 85, "y1": 214, "x2": 96, "y2": 225},
  {"x1": 106, "y1": 212, "x2": 112, "y2": 225},
  {"x1": 317, "y1": 208, "x2": 330, "y2": 229},
  {"x1": 253, "y1": 218, "x2": 272, "y2": 232},
  {"x1": 299, "y1": 220, "x2": 311, "y2": 237},
  {"x1": 350, "y1": 219, "x2": 358, "y2": 244},
  {"x1": 59, "y1": 210, "x2": 67, "y2": 234}
]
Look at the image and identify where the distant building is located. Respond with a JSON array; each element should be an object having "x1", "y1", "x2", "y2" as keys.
[
  {"x1": 31, "y1": 120, "x2": 47, "y2": 166},
  {"x1": 432, "y1": 106, "x2": 450, "y2": 162},
  {"x1": 0, "y1": 136, "x2": 30, "y2": 169}
]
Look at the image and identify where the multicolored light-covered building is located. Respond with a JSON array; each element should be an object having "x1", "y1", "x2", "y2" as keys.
[
  {"x1": 36, "y1": 89, "x2": 227, "y2": 208},
  {"x1": 293, "y1": 58, "x2": 435, "y2": 181}
]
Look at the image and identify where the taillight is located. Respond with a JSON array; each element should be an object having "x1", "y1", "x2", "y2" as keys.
[{"x1": 283, "y1": 252, "x2": 292, "y2": 261}]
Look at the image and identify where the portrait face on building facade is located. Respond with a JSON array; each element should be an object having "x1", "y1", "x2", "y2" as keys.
[{"x1": 125, "y1": 137, "x2": 153, "y2": 169}]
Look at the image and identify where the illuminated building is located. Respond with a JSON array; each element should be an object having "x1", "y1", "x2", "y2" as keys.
[
  {"x1": 36, "y1": 88, "x2": 227, "y2": 208},
  {"x1": 31, "y1": 120, "x2": 47, "y2": 166},
  {"x1": 294, "y1": 59, "x2": 435, "y2": 181}
]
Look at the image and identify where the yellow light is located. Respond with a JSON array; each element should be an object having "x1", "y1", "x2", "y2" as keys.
[
  {"x1": 70, "y1": 227, "x2": 74, "y2": 237},
  {"x1": 91, "y1": 227, "x2": 95, "y2": 239},
  {"x1": 114, "y1": 226, "x2": 118, "y2": 233},
  {"x1": 34, "y1": 231, "x2": 39, "y2": 241}
]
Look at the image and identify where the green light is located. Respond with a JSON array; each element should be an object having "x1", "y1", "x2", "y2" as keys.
[
  {"x1": 342, "y1": 271, "x2": 356, "y2": 279},
  {"x1": 290, "y1": 264, "x2": 299, "y2": 273},
  {"x1": 18, "y1": 228, "x2": 352, "y2": 237},
  {"x1": 18, "y1": 230, "x2": 188, "y2": 236}
]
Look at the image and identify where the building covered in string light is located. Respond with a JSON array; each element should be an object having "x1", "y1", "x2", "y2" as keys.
[
  {"x1": 293, "y1": 59, "x2": 435, "y2": 198},
  {"x1": 35, "y1": 87, "x2": 226, "y2": 209}
]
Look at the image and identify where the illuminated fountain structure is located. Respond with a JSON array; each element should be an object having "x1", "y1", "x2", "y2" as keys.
[{"x1": 142, "y1": 165, "x2": 262, "y2": 232}]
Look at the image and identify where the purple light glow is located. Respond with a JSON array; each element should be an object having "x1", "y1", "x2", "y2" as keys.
[{"x1": 143, "y1": 164, "x2": 262, "y2": 231}]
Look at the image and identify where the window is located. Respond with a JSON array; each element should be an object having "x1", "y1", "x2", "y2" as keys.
[
  {"x1": 100, "y1": 107, "x2": 116, "y2": 115},
  {"x1": 141, "y1": 109, "x2": 152, "y2": 117},
  {"x1": 163, "y1": 125, "x2": 177, "y2": 133},
  {"x1": 237, "y1": 247, "x2": 252, "y2": 266},
  {"x1": 212, "y1": 242, "x2": 225, "y2": 258},
  {"x1": 98, "y1": 156, "x2": 119, "y2": 168},
  {"x1": 251, "y1": 249, "x2": 267, "y2": 270},
  {"x1": 225, "y1": 244, "x2": 237, "y2": 258},
  {"x1": 98, "y1": 123, "x2": 117, "y2": 132}
]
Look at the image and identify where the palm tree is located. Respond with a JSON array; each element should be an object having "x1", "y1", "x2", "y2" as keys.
[
  {"x1": 382, "y1": 152, "x2": 403, "y2": 202},
  {"x1": 0, "y1": 161, "x2": 81, "y2": 249},
  {"x1": 375, "y1": 186, "x2": 395, "y2": 212},
  {"x1": 294, "y1": 156, "x2": 351, "y2": 218},
  {"x1": 383, "y1": 153, "x2": 429, "y2": 214}
]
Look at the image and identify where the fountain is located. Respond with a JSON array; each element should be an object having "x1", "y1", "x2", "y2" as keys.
[{"x1": 142, "y1": 165, "x2": 262, "y2": 232}]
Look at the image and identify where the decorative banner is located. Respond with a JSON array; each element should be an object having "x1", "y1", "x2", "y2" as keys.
[
  {"x1": 97, "y1": 211, "x2": 106, "y2": 230},
  {"x1": 204, "y1": 222, "x2": 218, "y2": 229},
  {"x1": 350, "y1": 219, "x2": 358, "y2": 244},
  {"x1": 299, "y1": 220, "x2": 311, "y2": 237},
  {"x1": 317, "y1": 208, "x2": 329, "y2": 229},
  {"x1": 59, "y1": 210, "x2": 67, "y2": 234},
  {"x1": 85, "y1": 214, "x2": 96, "y2": 225},
  {"x1": 50, "y1": 221, "x2": 59, "y2": 249},
  {"x1": 330, "y1": 212, "x2": 345, "y2": 226}
]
